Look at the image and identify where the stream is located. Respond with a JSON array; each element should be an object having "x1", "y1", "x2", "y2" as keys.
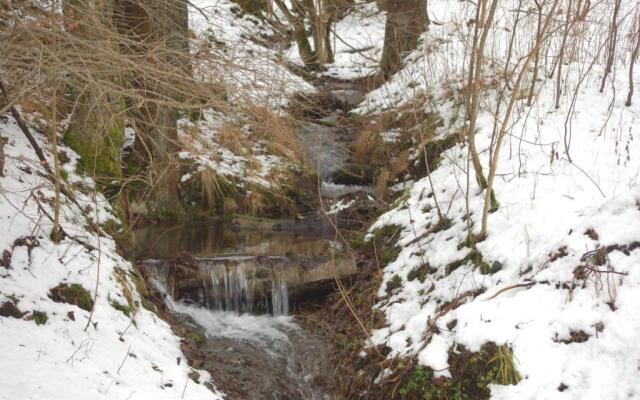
[
  {"x1": 134, "y1": 83, "x2": 367, "y2": 399},
  {"x1": 137, "y1": 218, "x2": 340, "y2": 399}
]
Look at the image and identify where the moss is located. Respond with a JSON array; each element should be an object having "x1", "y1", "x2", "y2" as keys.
[
  {"x1": 140, "y1": 298, "x2": 158, "y2": 314},
  {"x1": 395, "y1": 343, "x2": 520, "y2": 399},
  {"x1": 32, "y1": 311, "x2": 48, "y2": 325},
  {"x1": 415, "y1": 133, "x2": 459, "y2": 175},
  {"x1": 63, "y1": 121, "x2": 124, "y2": 180},
  {"x1": 185, "y1": 329, "x2": 206, "y2": 345},
  {"x1": 188, "y1": 370, "x2": 201, "y2": 383},
  {"x1": 398, "y1": 365, "x2": 431, "y2": 397},
  {"x1": 407, "y1": 263, "x2": 436, "y2": 283},
  {"x1": 49, "y1": 283, "x2": 94, "y2": 312},
  {"x1": 385, "y1": 274, "x2": 403, "y2": 294},
  {"x1": 110, "y1": 299, "x2": 134, "y2": 317},
  {"x1": 489, "y1": 189, "x2": 500, "y2": 213},
  {"x1": 380, "y1": 245, "x2": 401, "y2": 267},
  {"x1": 471, "y1": 251, "x2": 492, "y2": 275},
  {"x1": 101, "y1": 218, "x2": 136, "y2": 253}
]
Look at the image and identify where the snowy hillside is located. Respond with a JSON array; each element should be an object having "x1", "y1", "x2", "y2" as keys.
[
  {"x1": 362, "y1": 0, "x2": 640, "y2": 398},
  {"x1": 0, "y1": 115, "x2": 223, "y2": 400}
]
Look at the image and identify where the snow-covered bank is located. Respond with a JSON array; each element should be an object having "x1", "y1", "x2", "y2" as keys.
[
  {"x1": 359, "y1": 0, "x2": 640, "y2": 398},
  {"x1": 0, "y1": 115, "x2": 222, "y2": 400}
]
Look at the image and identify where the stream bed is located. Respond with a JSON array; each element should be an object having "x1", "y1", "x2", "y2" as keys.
[
  {"x1": 136, "y1": 218, "x2": 340, "y2": 399},
  {"x1": 134, "y1": 84, "x2": 370, "y2": 399}
]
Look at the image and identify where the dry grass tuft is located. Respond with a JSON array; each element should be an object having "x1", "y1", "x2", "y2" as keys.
[
  {"x1": 374, "y1": 168, "x2": 391, "y2": 198},
  {"x1": 196, "y1": 168, "x2": 224, "y2": 208},
  {"x1": 245, "y1": 104, "x2": 303, "y2": 164},
  {"x1": 244, "y1": 189, "x2": 266, "y2": 215},
  {"x1": 218, "y1": 122, "x2": 252, "y2": 155}
]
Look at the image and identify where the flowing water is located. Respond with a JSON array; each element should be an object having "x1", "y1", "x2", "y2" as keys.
[
  {"x1": 137, "y1": 220, "x2": 339, "y2": 399},
  {"x1": 135, "y1": 86, "x2": 367, "y2": 398}
]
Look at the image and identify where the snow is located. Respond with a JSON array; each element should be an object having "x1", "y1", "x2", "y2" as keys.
[
  {"x1": 190, "y1": 0, "x2": 313, "y2": 108},
  {"x1": 360, "y1": 0, "x2": 640, "y2": 398},
  {"x1": 283, "y1": 1, "x2": 386, "y2": 80},
  {"x1": 0, "y1": 116, "x2": 223, "y2": 400},
  {"x1": 177, "y1": 1, "x2": 313, "y2": 191}
]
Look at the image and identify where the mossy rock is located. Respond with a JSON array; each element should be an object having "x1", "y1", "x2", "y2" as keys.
[
  {"x1": 330, "y1": 164, "x2": 377, "y2": 186},
  {"x1": 185, "y1": 329, "x2": 206, "y2": 345},
  {"x1": 49, "y1": 283, "x2": 94, "y2": 312}
]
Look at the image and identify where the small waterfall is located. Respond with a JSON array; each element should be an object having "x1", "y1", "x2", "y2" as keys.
[
  {"x1": 271, "y1": 276, "x2": 289, "y2": 316},
  {"x1": 199, "y1": 258, "x2": 290, "y2": 316},
  {"x1": 200, "y1": 261, "x2": 256, "y2": 314}
]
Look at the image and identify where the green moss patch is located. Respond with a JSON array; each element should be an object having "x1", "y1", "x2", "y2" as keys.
[
  {"x1": 49, "y1": 283, "x2": 94, "y2": 312},
  {"x1": 407, "y1": 263, "x2": 437, "y2": 283},
  {"x1": 110, "y1": 300, "x2": 134, "y2": 317},
  {"x1": 32, "y1": 311, "x2": 48, "y2": 325},
  {"x1": 396, "y1": 343, "x2": 521, "y2": 399},
  {"x1": 385, "y1": 274, "x2": 403, "y2": 294}
]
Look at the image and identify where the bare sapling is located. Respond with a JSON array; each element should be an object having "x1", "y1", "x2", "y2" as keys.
[
  {"x1": 465, "y1": 0, "x2": 500, "y2": 190},
  {"x1": 600, "y1": 0, "x2": 622, "y2": 93},
  {"x1": 478, "y1": 0, "x2": 561, "y2": 240},
  {"x1": 527, "y1": 0, "x2": 546, "y2": 106},
  {"x1": 626, "y1": 11, "x2": 640, "y2": 106},
  {"x1": 555, "y1": 0, "x2": 574, "y2": 109}
]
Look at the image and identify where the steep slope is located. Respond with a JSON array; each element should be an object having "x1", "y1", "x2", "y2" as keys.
[
  {"x1": 355, "y1": 0, "x2": 640, "y2": 398},
  {"x1": 0, "y1": 114, "x2": 223, "y2": 400}
]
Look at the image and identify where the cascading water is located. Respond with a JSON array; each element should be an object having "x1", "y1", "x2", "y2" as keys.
[
  {"x1": 140, "y1": 256, "x2": 331, "y2": 400},
  {"x1": 198, "y1": 258, "x2": 290, "y2": 316},
  {"x1": 201, "y1": 261, "x2": 256, "y2": 313},
  {"x1": 271, "y1": 276, "x2": 289, "y2": 316}
]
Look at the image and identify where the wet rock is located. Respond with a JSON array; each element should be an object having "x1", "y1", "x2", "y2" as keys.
[
  {"x1": 330, "y1": 164, "x2": 376, "y2": 186},
  {"x1": 329, "y1": 191, "x2": 385, "y2": 230},
  {"x1": 290, "y1": 91, "x2": 348, "y2": 119}
]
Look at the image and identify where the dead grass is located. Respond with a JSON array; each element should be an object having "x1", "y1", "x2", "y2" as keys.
[
  {"x1": 245, "y1": 104, "x2": 303, "y2": 164},
  {"x1": 195, "y1": 168, "x2": 225, "y2": 209},
  {"x1": 244, "y1": 189, "x2": 266, "y2": 215},
  {"x1": 218, "y1": 122, "x2": 252, "y2": 155}
]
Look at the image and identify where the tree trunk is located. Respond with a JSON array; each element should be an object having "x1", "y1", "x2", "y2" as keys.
[
  {"x1": 62, "y1": 0, "x2": 124, "y2": 181},
  {"x1": 114, "y1": 0, "x2": 187, "y2": 218},
  {"x1": 274, "y1": 0, "x2": 319, "y2": 69},
  {"x1": 0, "y1": 136, "x2": 6, "y2": 177},
  {"x1": 626, "y1": 14, "x2": 640, "y2": 106},
  {"x1": 378, "y1": 0, "x2": 428, "y2": 81}
]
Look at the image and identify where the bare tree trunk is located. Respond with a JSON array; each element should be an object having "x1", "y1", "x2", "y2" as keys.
[
  {"x1": 600, "y1": 0, "x2": 622, "y2": 92},
  {"x1": 626, "y1": 14, "x2": 640, "y2": 106},
  {"x1": 114, "y1": 0, "x2": 187, "y2": 218},
  {"x1": 50, "y1": 83, "x2": 62, "y2": 243},
  {"x1": 274, "y1": 0, "x2": 319, "y2": 69},
  {"x1": 555, "y1": 0, "x2": 574, "y2": 110},
  {"x1": 465, "y1": 0, "x2": 499, "y2": 190},
  {"x1": 0, "y1": 136, "x2": 5, "y2": 177},
  {"x1": 478, "y1": 0, "x2": 560, "y2": 240},
  {"x1": 378, "y1": 0, "x2": 428, "y2": 81},
  {"x1": 527, "y1": 0, "x2": 545, "y2": 106}
]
